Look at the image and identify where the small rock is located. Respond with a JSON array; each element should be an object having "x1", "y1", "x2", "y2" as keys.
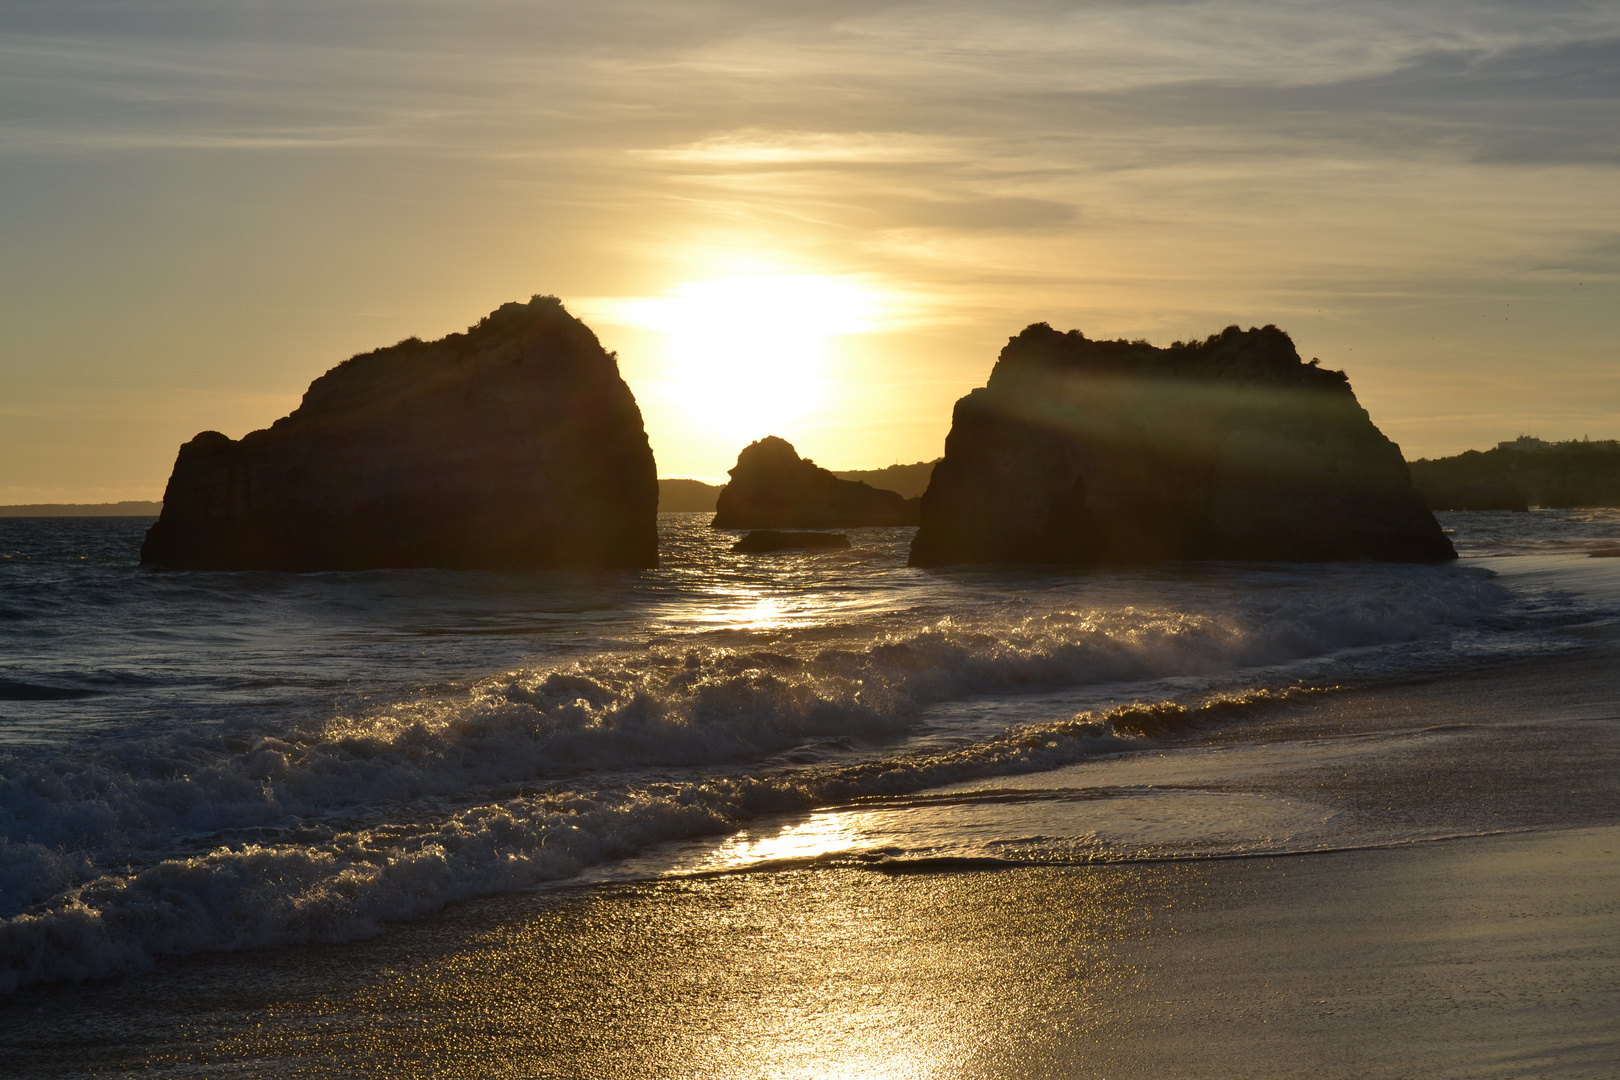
[{"x1": 712, "y1": 436, "x2": 919, "y2": 528}]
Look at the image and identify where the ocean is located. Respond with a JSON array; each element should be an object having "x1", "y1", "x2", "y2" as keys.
[{"x1": 3, "y1": 509, "x2": 1620, "y2": 1073}]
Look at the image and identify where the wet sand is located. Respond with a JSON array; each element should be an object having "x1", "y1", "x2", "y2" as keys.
[
  {"x1": 4, "y1": 580, "x2": 1619, "y2": 1078},
  {"x1": 2, "y1": 825, "x2": 1615, "y2": 1078}
]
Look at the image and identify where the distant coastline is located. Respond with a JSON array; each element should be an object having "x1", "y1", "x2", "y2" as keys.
[
  {"x1": 12, "y1": 439, "x2": 1617, "y2": 521},
  {"x1": 830, "y1": 460, "x2": 937, "y2": 501},
  {"x1": 1411, "y1": 440, "x2": 1620, "y2": 510},
  {"x1": 0, "y1": 501, "x2": 160, "y2": 518}
]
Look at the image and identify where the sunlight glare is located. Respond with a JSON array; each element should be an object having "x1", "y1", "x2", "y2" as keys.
[
  {"x1": 703, "y1": 811, "x2": 877, "y2": 870},
  {"x1": 628, "y1": 275, "x2": 881, "y2": 441}
]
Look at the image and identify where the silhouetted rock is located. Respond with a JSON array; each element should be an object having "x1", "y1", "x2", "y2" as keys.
[
  {"x1": 910, "y1": 323, "x2": 1455, "y2": 567},
  {"x1": 712, "y1": 437, "x2": 920, "y2": 528},
  {"x1": 141, "y1": 296, "x2": 658, "y2": 570},
  {"x1": 733, "y1": 530, "x2": 852, "y2": 553},
  {"x1": 832, "y1": 460, "x2": 939, "y2": 500},
  {"x1": 659, "y1": 478, "x2": 723, "y2": 512}
]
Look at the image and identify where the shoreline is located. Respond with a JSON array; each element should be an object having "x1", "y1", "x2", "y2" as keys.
[
  {"x1": 2, "y1": 824, "x2": 1613, "y2": 1078},
  {"x1": 2, "y1": 527, "x2": 1618, "y2": 1075}
]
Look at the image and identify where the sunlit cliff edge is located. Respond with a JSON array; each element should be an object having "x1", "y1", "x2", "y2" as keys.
[
  {"x1": 910, "y1": 323, "x2": 1456, "y2": 567},
  {"x1": 141, "y1": 297, "x2": 658, "y2": 571}
]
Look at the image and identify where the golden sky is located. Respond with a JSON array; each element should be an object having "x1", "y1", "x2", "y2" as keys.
[{"x1": 2, "y1": 0, "x2": 1617, "y2": 499}]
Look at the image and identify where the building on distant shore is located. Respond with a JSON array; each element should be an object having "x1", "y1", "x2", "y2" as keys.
[
  {"x1": 1496, "y1": 435, "x2": 1620, "y2": 453},
  {"x1": 1413, "y1": 435, "x2": 1620, "y2": 509}
]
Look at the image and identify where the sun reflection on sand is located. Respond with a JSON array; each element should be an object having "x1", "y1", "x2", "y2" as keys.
[
  {"x1": 148, "y1": 861, "x2": 1163, "y2": 1078},
  {"x1": 768, "y1": 1048, "x2": 940, "y2": 1080}
]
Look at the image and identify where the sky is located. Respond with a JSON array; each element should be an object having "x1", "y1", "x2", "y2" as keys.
[{"x1": 2, "y1": 0, "x2": 1617, "y2": 499}]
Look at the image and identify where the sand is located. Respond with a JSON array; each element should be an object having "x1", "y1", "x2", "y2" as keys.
[
  {"x1": 4, "y1": 563, "x2": 1618, "y2": 1077},
  {"x1": 1, "y1": 825, "x2": 1614, "y2": 1078}
]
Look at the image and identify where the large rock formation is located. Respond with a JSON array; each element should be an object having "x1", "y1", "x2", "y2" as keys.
[
  {"x1": 141, "y1": 296, "x2": 658, "y2": 570},
  {"x1": 909, "y1": 323, "x2": 1455, "y2": 567},
  {"x1": 711, "y1": 437, "x2": 920, "y2": 529}
]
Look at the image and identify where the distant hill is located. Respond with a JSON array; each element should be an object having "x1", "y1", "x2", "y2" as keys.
[
  {"x1": 1409, "y1": 443, "x2": 1620, "y2": 509},
  {"x1": 658, "y1": 479, "x2": 722, "y2": 512},
  {"x1": 0, "y1": 501, "x2": 161, "y2": 517},
  {"x1": 831, "y1": 460, "x2": 939, "y2": 500}
]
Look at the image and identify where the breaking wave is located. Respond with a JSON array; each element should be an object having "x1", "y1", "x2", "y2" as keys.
[
  {"x1": 0, "y1": 686, "x2": 1324, "y2": 993},
  {"x1": 0, "y1": 557, "x2": 1532, "y2": 993}
]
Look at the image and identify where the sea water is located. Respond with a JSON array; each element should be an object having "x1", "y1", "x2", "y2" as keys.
[{"x1": 2, "y1": 509, "x2": 1618, "y2": 993}]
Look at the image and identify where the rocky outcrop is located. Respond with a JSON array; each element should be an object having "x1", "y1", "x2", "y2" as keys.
[
  {"x1": 909, "y1": 323, "x2": 1455, "y2": 567},
  {"x1": 711, "y1": 437, "x2": 920, "y2": 529},
  {"x1": 141, "y1": 296, "x2": 658, "y2": 570},
  {"x1": 733, "y1": 530, "x2": 852, "y2": 553}
]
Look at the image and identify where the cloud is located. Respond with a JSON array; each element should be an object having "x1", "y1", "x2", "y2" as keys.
[
  {"x1": 639, "y1": 130, "x2": 957, "y2": 166},
  {"x1": 5, "y1": 1, "x2": 1617, "y2": 150},
  {"x1": 3, "y1": 0, "x2": 1619, "y2": 484},
  {"x1": 1534, "y1": 235, "x2": 1620, "y2": 277}
]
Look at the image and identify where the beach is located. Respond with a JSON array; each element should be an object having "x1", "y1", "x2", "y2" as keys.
[
  {"x1": 3, "y1": 566, "x2": 1617, "y2": 1076},
  {"x1": 7, "y1": 0, "x2": 1619, "y2": 1071}
]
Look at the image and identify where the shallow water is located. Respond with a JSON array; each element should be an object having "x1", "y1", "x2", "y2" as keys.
[{"x1": 2, "y1": 509, "x2": 1617, "y2": 994}]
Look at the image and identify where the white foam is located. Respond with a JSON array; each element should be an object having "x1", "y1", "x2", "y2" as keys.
[{"x1": 0, "y1": 561, "x2": 1556, "y2": 992}]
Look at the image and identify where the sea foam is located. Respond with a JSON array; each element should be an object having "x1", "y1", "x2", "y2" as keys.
[{"x1": 0, "y1": 561, "x2": 1525, "y2": 992}]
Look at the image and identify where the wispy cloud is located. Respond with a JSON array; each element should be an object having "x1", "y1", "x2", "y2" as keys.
[
  {"x1": 639, "y1": 130, "x2": 958, "y2": 166},
  {"x1": 2, "y1": 0, "x2": 1618, "y2": 485}
]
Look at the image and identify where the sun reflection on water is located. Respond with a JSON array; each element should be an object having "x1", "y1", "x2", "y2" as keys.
[
  {"x1": 666, "y1": 587, "x2": 837, "y2": 632},
  {"x1": 704, "y1": 811, "x2": 878, "y2": 868}
]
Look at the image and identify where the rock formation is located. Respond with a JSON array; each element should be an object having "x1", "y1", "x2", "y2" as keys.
[
  {"x1": 732, "y1": 530, "x2": 852, "y2": 553},
  {"x1": 141, "y1": 296, "x2": 658, "y2": 571},
  {"x1": 909, "y1": 323, "x2": 1455, "y2": 567},
  {"x1": 711, "y1": 437, "x2": 920, "y2": 529}
]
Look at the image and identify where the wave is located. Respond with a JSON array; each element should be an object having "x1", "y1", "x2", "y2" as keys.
[
  {"x1": 0, "y1": 680, "x2": 97, "y2": 702},
  {"x1": 0, "y1": 562, "x2": 1534, "y2": 992},
  {"x1": 0, "y1": 686, "x2": 1323, "y2": 993},
  {"x1": 1, "y1": 568, "x2": 1506, "y2": 866}
]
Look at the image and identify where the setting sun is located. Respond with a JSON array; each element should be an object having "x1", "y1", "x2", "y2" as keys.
[
  {"x1": 5, "y1": 2, "x2": 1620, "y2": 1074},
  {"x1": 620, "y1": 274, "x2": 882, "y2": 454}
]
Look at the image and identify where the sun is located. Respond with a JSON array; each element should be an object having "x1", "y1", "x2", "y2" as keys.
[{"x1": 626, "y1": 274, "x2": 880, "y2": 448}]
